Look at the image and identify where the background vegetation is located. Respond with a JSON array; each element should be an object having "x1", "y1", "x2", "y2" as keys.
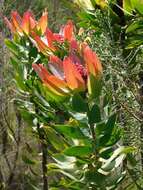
[{"x1": 0, "y1": 0, "x2": 143, "y2": 189}]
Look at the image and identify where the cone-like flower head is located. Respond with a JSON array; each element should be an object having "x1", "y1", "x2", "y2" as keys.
[
  {"x1": 32, "y1": 54, "x2": 86, "y2": 96},
  {"x1": 32, "y1": 43, "x2": 102, "y2": 97},
  {"x1": 31, "y1": 20, "x2": 77, "y2": 54},
  {"x1": 4, "y1": 10, "x2": 48, "y2": 36},
  {"x1": 82, "y1": 43, "x2": 102, "y2": 77}
]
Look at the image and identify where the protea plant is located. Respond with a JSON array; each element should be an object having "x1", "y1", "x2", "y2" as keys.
[
  {"x1": 4, "y1": 10, "x2": 133, "y2": 190},
  {"x1": 5, "y1": 10, "x2": 103, "y2": 98}
]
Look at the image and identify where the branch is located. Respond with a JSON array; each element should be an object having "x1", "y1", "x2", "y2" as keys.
[{"x1": 36, "y1": 109, "x2": 48, "y2": 190}]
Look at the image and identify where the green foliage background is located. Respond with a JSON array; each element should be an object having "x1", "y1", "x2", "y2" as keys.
[{"x1": 0, "y1": 0, "x2": 143, "y2": 190}]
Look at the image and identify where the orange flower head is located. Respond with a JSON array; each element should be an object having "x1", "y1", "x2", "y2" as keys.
[
  {"x1": 32, "y1": 54, "x2": 87, "y2": 97},
  {"x1": 32, "y1": 20, "x2": 76, "y2": 54},
  {"x1": 82, "y1": 43, "x2": 102, "y2": 77},
  {"x1": 32, "y1": 40, "x2": 103, "y2": 98},
  {"x1": 4, "y1": 10, "x2": 48, "y2": 36}
]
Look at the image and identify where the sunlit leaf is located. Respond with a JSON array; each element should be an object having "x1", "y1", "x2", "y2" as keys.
[
  {"x1": 64, "y1": 146, "x2": 93, "y2": 156},
  {"x1": 54, "y1": 124, "x2": 87, "y2": 139}
]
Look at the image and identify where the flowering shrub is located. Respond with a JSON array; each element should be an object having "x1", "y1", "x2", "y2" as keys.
[{"x1": 5, "y1": 10, "x2": 134, "y2": 190}]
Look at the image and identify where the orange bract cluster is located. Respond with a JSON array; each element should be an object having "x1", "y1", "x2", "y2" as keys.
[
  {"x1": 32, "y1": 43, "x2": 102, "y2": 96},
  {"x1": 5, "y1": 10, "x2": 102, "y2": 97},
  {"x1": 4, "y1": 10, "x2": 48, "y2": 35},
  {"x1": 31, "y1": 19, "x2": 77, "y2": 55}
]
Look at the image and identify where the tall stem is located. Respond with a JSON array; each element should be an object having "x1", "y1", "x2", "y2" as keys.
[
  {"x1": 89, "y1": 123, "x2": 99, "y2": 190},
  {"x1": 89, "y1": 123, "x2": 98, "y2": 161},
  {"x1": 41, "y1": 142, "x2": 48, "y2": 190},
  {"x1": 36, "y1": 108, "x2": 48, "y2": 190},
  {"x1": 37, "y1": 123, "x2": 48, "y2": 190}
]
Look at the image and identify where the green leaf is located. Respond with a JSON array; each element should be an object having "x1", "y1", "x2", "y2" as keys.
[
  {"x1": 126, "y1": 36, "x2": 143, "y2": 49},
  {"x1": 88, "y1": 74, "x2": 102, "y2": 98},
  {"x1": 53, "y1": 153, "x2": 76, "y2": 165},
  {"x1": 64, "y1": 146, "x2": 93, "y2": 157},
  {"x1": 101, "y1": 146, "x2": 134, "y2": 171},
  {"x1": 99, "y1": 114, "x2": 117, "y2": 146},
  {"x1": 96, "y1": 122, "x2": 106, "y2": 136},
  {"x1": 85, "y1": 170, "x2": 106, "y2": 185},
  {"x1": 54, "y1": 124, "x2": 87, "y2": 139},
  {"x1": 20, "y1": 109, "x2": 35, "y2": 126},
  {"x1": 15, "y1": 74, "x2": 27, "y2": 90},
  {"x1": 88, "y1": 104, "x2": 101, "y2": 124},
  {"x1": 10, "y1": 58, "x2": 28, "y2": 90},
  {"x1": 39, "y1": 82, "x2": 68, "y2": 102},
  {"x1": 106, "y1": 114, "x2": 116, "y2": 131},
  {"x1": 123, "y1": 0, "x2": 133, "y2": 14},
  {"x1": 29, "y1": 46, "x2": 38, "y2": 58},
  {"x1": 44, "y1": 126, "x2": 67, "y2": 151},
  {"x1": 133, "y1": 0, "x2": 143, "y2": 15},
  {"x1": 101, "y1": 160, "x2": 115, "y2": 172},
  {"x1": 126, "y1": 20, "x2": 143, "y2": 33},
  {"x1": 99, "y1": 147, "x2": 113, "y2": 159},
  {"x1": 105, "y1": 170, "x2": 126, "y2": 188},
  {"x1": 70, "y1": 112, "x2": 88, "y2": 124},
  {"x1": 106, "y1": 128, "x2": 121, "y2": 147},
  {"x1": 47, "y1": 163, "x2": 78, "y2": 180},
  {"x1": 74, "y1": 0, "x2": 95, "y2": 10},
  {"x1": 127, "y1": 153, "x2": 137, "y2": 166},
  {"x1": 34, "y1": 90, "x2": 50, "y2": 108},
  {"x1": 22, "y1": 155, "x2": 36, "y2": 165},
  {"x1": 121, "y1": 146, "x2": 135, "y2": 154},
  {"x1": 72, "y1": 93, "x2": 88, "y2": 112},
  {"x1": 5, "y1": 39, "x2": 19, "y2": 55}
]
